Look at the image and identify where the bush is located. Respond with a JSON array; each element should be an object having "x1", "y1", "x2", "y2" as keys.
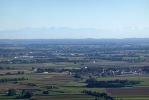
[
  {"x1": 43, "y1": 90, "x2": 49, "y2": 94},
  {"x1": 21, "y1": 90, "x2": 33, "y2": 98},
  {"x1": 7, "y1": 89, "x2": 16, "y2": 96}
]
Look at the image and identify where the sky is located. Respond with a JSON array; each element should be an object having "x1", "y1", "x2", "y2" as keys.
[{"x1": 0, "y1": 0, "x2": 149, "y2": 39}]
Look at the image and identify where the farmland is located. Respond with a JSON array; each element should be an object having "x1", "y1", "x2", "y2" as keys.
[{"x1": 0, "y1": 39, "x2": 149, "y2": 100}]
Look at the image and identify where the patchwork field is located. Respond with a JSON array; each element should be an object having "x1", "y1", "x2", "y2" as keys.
[{"x1": 1, "y1": 40, "x2": 149, "y2": 100}]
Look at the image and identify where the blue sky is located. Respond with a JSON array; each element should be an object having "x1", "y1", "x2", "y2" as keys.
[{"x1": 0, "y1": 0, "x2": 149, "y2": 39}]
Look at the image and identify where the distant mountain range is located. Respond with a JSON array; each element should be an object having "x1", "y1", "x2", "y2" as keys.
[
  {"x1": 0, "y1": 27, "x2": 108, "y2": 39},
  {"x1": 0, "y1": 38, "x2": 149, "y2": 45},
  {"x1": 0, "y1": 27, "x2": 148, "y2": 39}
]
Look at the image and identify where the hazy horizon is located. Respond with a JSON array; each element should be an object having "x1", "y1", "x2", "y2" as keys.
[{"x1": 0, "y1": 0, "x2": 149, "y2": 39}]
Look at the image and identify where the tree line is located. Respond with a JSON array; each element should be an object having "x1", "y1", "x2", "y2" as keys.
[
  {"x1": 0, "y1": 77, "x2": 26, "y2": 83},
  {"x1": 86, "y1": 78, "x2": 140, "y2": 88},
  {"x1": 82, "y1": 90, "x2": 114, "y2": 100}
]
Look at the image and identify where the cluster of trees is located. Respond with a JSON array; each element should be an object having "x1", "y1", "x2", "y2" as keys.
[
  {"x1": 42, "y1": 90, "x2": 49, "y2": 95},
  {"x1": 0, "y1": 66, "x2": 14, "y2": 70},
  {"x1": 7, "y1": 89, "x2": 33, "y2": 99},
  {"x1": 86, "y1": 78, "x2": 140, "y2": 88},
  {"x1": 0, "y1": 77, "x2": 26, "y2": 83},
  {"x1": 7, "y1": 89, "x2": 16, "y2": 96},
  {"x1": 7, "y1": 89, "x2": 50, "y2": 99},
  {"x1": 142, "y1": 66, "x2": 149, "y2": 74},
  {"x1": 16, "y1": 90, "x2": 33, "y2": 99},
  {"x1": 5, "y1": 71, "x2": 24, "y2": 75},
  {"x1": 82, "y1": 90, "x2": 114, "y2": 100}
]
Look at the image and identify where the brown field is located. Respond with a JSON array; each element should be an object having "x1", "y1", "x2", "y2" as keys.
[
  {"x1": 0, "y1": 70, "x2": 31, "y2": 74},
  {"x1": 0, "y1": 83, "x2": 38, "y2": 90},
  {"x1": 106, "y1": 87, "x2": 149, "y2": 96},
  {"x1": 31, "y1": 94, "x2": 94, "y2": 100}
]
